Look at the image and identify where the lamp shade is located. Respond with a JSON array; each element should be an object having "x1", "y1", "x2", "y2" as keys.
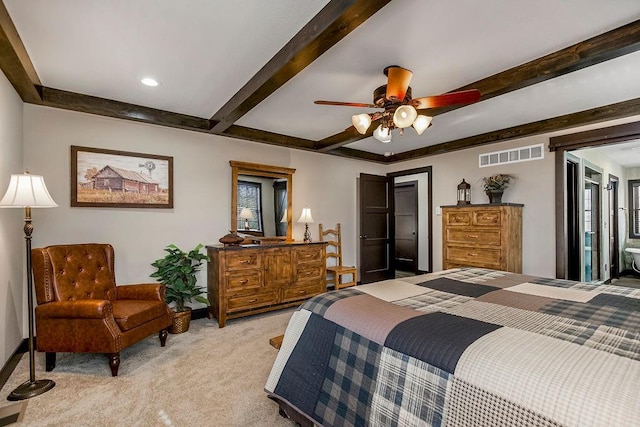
[
  {"x1": 392, "y1": 105, "x2": 418, "y2": 128},
  {"x1": 280, "y1": 208, "x2": 287, "y2": 223},
  {"x1": 297, "y1": 207, "x2": 314, "y2": 223},
  {"x1": 239, "y1": 207, "x2": 254, "y2": 220},
  {"x1": 351, "y1": 114, "x2": 372, "y2": 134},
  {"x1": 413, "y1": 115, "x2": 433, "y2": 135},
  {"x1": 373, "y1": 125, "x2": 392, "y2": 143},
  {"x1": 0, "y1": 173, "x2": 58, "y2": 208}
]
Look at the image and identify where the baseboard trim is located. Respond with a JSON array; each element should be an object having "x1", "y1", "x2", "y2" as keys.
[{"x1": 0, "y1": 339, "x2": 28, "y2": 392}]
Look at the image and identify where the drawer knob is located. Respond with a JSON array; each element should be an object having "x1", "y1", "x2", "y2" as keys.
[
  {"x1": 240, "y1": 259, "x2": 252, "y2": 264},
  {"x1": 248, "y1": 298, "x2": 258, "y2": 303},
  {"x1": 298, "y1": 290, "x2": 306, "y2": 294},
  {"x1": 239, "y1": 279, "x2": 248, "y2": 284},
  {"x1": 467, "y1": 234, "x2": 478, "y2": 239},
  {"x1": 468, "y1": 253, "x2": 479, "y2": 257}
]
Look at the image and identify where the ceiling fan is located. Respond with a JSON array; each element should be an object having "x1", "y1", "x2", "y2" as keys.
[{"x1": 315, "y1": 66, "x2": 481, "y2": 143}]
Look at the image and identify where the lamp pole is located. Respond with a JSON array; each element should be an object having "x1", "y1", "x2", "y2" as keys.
[{"x1": 1, "y1": 173, "x2": 57, "y2": 401}]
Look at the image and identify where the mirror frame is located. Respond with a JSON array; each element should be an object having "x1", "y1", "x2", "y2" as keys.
[{"x1": 230, "y1": 160, "x2": 295, "y2": 241}]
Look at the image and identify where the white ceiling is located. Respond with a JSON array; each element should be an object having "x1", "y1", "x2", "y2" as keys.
[{"x1": 4, "y1": 0, "x2": 640, "y2": 156}]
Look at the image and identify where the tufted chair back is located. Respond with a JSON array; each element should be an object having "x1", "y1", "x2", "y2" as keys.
[{"x1": 32, "y1": 243, "x2": 118, "y2": 304}]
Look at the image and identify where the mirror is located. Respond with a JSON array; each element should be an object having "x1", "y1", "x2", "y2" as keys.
[{"x1": 230, "y1": 161, "x2": 295, "y2": 241}]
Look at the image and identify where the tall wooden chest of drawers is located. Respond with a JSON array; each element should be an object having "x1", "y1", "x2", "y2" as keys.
[
  {"x1": 442, "y1": 204, "x2": 523, "y2": 273},
  {"x1": 207, "y1": 242, "x2": 326, "y2": 327}
]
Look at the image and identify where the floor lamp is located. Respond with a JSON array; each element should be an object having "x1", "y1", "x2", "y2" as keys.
[{"x1": 0, "y1": 172, "x2": 57, "y2": 401}]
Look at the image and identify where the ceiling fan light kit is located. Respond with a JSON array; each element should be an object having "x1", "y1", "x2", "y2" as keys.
[
  {"x1": 413, "y1": 115, "x2": 432, "y2": 135},
  {"x1": 373, "y1": 125, "x2": 392, "y2": 143},
  {"x1": 352, "y1": 113, "x2": 372, "y2": 135},
  {"x1": 392, "y1": 105, "x2": 418, "y2": 128},
  {"x1": 316, "y1": 66, "x2": 480, "y2": 144}
]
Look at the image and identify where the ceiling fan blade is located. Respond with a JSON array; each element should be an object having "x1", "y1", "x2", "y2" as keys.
[
  {"x1": 413, "y1": 89, "x2": 481, "y2": 109},
  {"x1": 315, "y1": 100, "x2": 377, "y2": 108},
  {"x1": 385, "y1": 66, "x2": 413, "y2": 101}
]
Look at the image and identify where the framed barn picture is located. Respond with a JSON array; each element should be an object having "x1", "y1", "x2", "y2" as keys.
[{"x1": 71, "y1": 145, "x2": 173, "y2": 208}]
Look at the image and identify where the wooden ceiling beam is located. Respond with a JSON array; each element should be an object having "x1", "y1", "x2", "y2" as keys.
[
  {"x1": 0, "y1": 2, "x2": 42, "y2": 103},
  {"x1": 314, "y1": 19, "x2": 640, "y2": 152},
  {"x1": 209, "y1": 0, "x2": 392, "y2": 134},
  {"x1": 387, "y1": 97, "x2": 640, "y2": 163},
  {"x1": 40, "y1": 87, "x2": 214, "y2": 132},
  {"x1": 326, "y1": 146, "x2": 389, "y2": 163},
  {"x1": 223, "y1": 125, "x2": 316, "y2": 150}
]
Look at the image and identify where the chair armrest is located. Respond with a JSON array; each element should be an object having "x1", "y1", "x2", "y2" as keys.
[
  {"x1": 116, "y1": 283, "x2": 166, "y2": 301},
  {"x1": 36, "y1": 300, "x2": 112, "y2": 319}
]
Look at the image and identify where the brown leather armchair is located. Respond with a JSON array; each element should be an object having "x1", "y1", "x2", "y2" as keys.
[{"x1": 31, "y1": 243, "x2": 172, "y2": 376}]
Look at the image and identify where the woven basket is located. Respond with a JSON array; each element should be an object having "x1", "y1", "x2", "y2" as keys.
[{"x1": 169, "y1": 309, "x2": 191, "y2": 334}]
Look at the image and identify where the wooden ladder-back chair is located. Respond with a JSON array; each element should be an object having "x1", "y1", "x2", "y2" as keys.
[{"x1": 319, "y1": 223, "x2": 357, "y2": 290}]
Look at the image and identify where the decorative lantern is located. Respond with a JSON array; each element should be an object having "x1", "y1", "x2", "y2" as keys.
[{"x1": 457, "y1": 179, "x2": 471, "y2": 205}]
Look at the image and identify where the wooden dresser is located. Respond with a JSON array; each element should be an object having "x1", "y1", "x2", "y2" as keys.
[
  {"x1": 442, "y1": 204, "x2": 523, "y2": 273},
  {"x1": 207, "y1": 242, "x2": 327, "y2": 327}
]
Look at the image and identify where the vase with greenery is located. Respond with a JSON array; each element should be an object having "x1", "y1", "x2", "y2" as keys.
[
  {"x1": 151, "y1": 243, "x2": 209, "y2": 333},
  {"x1": 482, "y1": 174, "x2": 515, "y2": 204}
]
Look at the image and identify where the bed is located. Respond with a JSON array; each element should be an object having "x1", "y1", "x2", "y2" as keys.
[{"x1": 265, "y1": 267, "x2": 640, "y2": 426}]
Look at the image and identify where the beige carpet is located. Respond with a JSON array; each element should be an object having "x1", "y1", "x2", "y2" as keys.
[{"x1": 0, "y1": 310, "x2": 296, "y2": 426}]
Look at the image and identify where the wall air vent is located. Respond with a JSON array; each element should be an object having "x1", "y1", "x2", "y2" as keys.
[{"x1": 479, "y1": 143, "x2": 544, "y2": 168}]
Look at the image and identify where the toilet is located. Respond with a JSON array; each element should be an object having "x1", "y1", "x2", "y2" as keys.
[{"x1": 624, "y1": 247, "x2": 640, "y2": 273}]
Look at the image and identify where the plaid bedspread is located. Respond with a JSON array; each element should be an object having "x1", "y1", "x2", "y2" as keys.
[{"x1": 265, "y1": 268, "x2": 640, "y2": 426}]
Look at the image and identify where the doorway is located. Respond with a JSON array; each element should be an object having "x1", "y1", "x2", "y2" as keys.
[
  {"x1": 608, "y1": 174, "x2": 620, "y2": 279},
  {"x1": 583, "y1": 166, "x2": 602, "y2": 281},
  {"x1": 394, "y1": 181, "x2": 418, "y2": 275},
  {"x1": 552, "y1": 120, "x2": 640, "y2": 280},
  {"x1": 358, "y1": 167, "x2": 432, "y2": 284}
]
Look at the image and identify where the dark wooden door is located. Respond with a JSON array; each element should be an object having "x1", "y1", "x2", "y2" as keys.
[
  {"x1": 394, "y1": 181, "x2": 418, "y2": 274},
  {"x1": 359, "y1": 173, "x2": 394, "y2": 284}
]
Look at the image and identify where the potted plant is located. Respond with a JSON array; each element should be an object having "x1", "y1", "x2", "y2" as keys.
[
  {"x1": 482, "y1": 174, "x2": 515, "y2": 204},
  {"x1": 151, "y1": 243, "x2": 209, "y2": 333}
]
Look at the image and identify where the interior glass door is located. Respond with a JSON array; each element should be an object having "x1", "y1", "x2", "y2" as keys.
[{"x1": 584, "y1": 167, "x2": 601, "y2": 281}]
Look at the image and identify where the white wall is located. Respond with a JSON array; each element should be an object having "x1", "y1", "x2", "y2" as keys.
[
  {"x1": 21, "y1": 104, "x2": 385, "y2": 305},
  {"x1": 0, "y1": 72, "x2": 25, "y2": 366},
  {"x1": 388, "y1": 135, "x2": 557, "y2": 277},
  {"x1": 11, "y1": 100, "x2": 640, "y2": 365}
]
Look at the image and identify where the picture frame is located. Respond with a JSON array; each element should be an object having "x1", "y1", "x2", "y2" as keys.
[{"x1": 71, "y1": 145, "x2": 173, "y2": 208}]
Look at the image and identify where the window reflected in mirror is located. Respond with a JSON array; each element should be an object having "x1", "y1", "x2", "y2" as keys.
[{"x1": 230, "y1": 161, "x2": 295, "y2": 241}]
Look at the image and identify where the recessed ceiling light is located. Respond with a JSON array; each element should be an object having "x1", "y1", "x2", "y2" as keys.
[{"x1": 141, "y1": 78, "x2": 159, "y2": 87}]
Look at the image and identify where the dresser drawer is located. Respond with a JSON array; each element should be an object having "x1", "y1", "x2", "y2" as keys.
[
  {"x1": 225, "y1": 251, "x2": 261, "y2": 271},
  {"x1": 473, "y1": 210, "x2": 501, "y2": 226},
  {"x1": 295, "y1": 246, "x2": 324, "y2": 264},
  {"x1": 296, "y1": 264, "x2": 323, "y2": 281},
  {"x1": 446, "y1": 229, "x2": 501, "y2": 246},
  {"x1": 227, "y1": 290, "x2": 277, "y2": 312},
  {"x1": 445, "y1": 211, "x2": 471, "y2": 226},
  {"x1": 226, "y1": 271, "x2": 262, "y2": 292},
  {"x1": 446, "y1": 246, "x2": 502, "y2": 266},
  {"x1": 282, "y1": 282, "x2": 323, "y2": 302}
]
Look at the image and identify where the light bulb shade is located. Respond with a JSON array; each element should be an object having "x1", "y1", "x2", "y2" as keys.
[
  {"x1": 392, "y1": 105, "x2": 418, "y2": 128},
  {"x1": 297, "y1": 207, "x2": 314, "y2": 223},
  {"x1": 351, "y1": 114, "x2": 372, "y2": 134},
  {"x1": 373, "y1": 125, "x2": 392, "y2": 143},
  {"x1": 413, "y1": 115, "x2": 433, "y2": 135},
  {"x1": 239, "y1": 207, "x2": 254, "y2": 220},
  {"x1": 0, "y1": 173, "x2": 58, "y2": 208}
]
